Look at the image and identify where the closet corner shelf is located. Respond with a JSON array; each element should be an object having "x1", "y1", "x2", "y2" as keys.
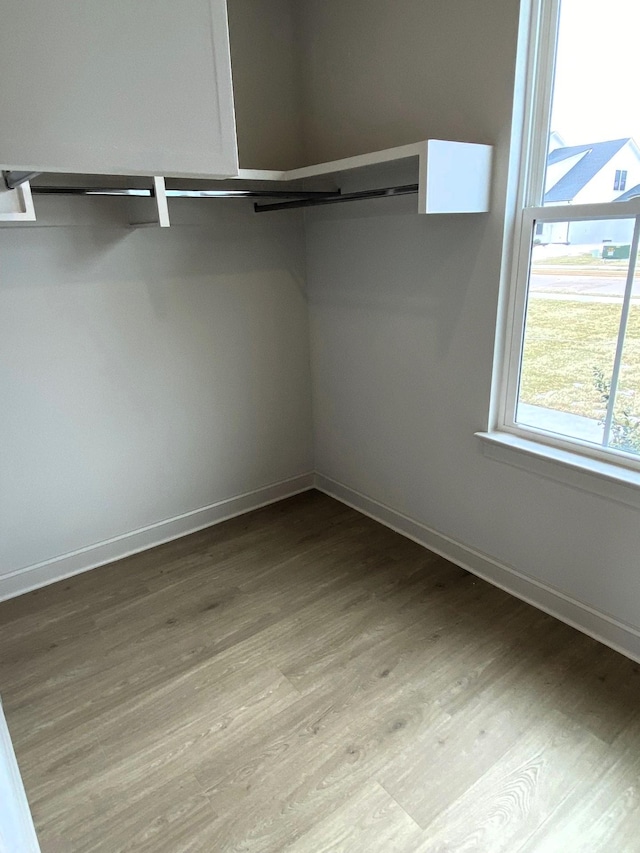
[
  {"x1": 238, "y1": 139, "x2": 493, "y2": 215},
  {"x1": 0, "y1": 139, "x2": 492, "y2": 226}
]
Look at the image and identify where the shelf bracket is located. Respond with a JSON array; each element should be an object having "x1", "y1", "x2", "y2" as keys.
[
  {"x1": 0, "y1": 180, "x2": 36, "y2": 223},
  {"x1": 129, "y1": 176, "x2": 170, "y2": 228},
  {"x1": 3, "y1": 171, "x2": 41, "y2": 191}
]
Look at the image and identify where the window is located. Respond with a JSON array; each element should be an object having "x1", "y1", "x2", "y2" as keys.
[
  {"x1": 614, "y1": 170, "x2": 628, "y2": 192},
  {"x1": 500, "y1": 0, "x2": 640, "y2": 469}
]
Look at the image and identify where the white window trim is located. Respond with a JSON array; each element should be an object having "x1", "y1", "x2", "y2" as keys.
[
  {"x1": 480, "y1": 0, "x2": 640, "y2": 498},
  {"x1": 476, "y1": 429, "x2": 640, "y2": 511},
  {"x1": 504, "y1": 204, "x2": 640, "y2": 458}
]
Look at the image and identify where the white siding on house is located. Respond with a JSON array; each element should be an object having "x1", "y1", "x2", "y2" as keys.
[{"x1": 573, "y1": 140, "x2": 640, "y2": 204}]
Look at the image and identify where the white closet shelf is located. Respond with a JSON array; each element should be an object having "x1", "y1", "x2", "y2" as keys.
[
  {"x1": 0, "y1": 139, "x2": 492, "y2": 226},
  {"x1": 237, "y1": 140, "x2": 493, "y2": 215},
  {"x1": 236, "y1": 141, "x2": 427, "y2": 182}
]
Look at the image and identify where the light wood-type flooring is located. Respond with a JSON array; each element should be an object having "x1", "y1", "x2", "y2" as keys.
[{"x1": 2, "y1": 491, "x2": 640, "y2": 852}]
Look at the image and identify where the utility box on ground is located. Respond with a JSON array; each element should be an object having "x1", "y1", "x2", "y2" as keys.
[{"x1": 602, "y1": 244, "x2": 631, "y2": 260}]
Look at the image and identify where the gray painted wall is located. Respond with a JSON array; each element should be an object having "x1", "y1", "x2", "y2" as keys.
[
  {"x1": 295, "y1": 0, "x2": 507, "y2": 162},
  {"x1": 301, "y1": 0, "x2": 640, "y2": 632},
  {"x1": 228, "y1": 0, "x2": 304, "y2": 170},
  {"x1": 0, "y1": 198, "x2": 313, "y2": 576}
]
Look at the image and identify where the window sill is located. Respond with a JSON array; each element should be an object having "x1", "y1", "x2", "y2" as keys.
[{"x1": 476, "y1": 430, "x2": 640, "y2": 510}]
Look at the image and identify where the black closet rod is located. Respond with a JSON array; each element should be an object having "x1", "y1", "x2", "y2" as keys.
[
  {"x1": 254, "y1": 184, "x2": 419, "y2": 213},
  {"x1": 25, "y1": 182, "x2": 418, "y2": 210},
  {"x1": 29, "y1": 186, "x2": 338, "y2": 200}
]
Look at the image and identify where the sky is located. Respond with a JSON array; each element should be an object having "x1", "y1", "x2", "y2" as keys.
[{"x1": 550, "y1": 0, "x2": 640, "y2": 147}]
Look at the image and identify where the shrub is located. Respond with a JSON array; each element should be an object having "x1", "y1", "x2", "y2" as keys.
[{"x1": 593, "y1": 366, "x2": 640, "y2": 453}]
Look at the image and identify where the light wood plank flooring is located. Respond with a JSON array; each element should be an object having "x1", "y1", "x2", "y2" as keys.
[{"x1": 1, "y1": 491, "x2": 640, "y2": 852}]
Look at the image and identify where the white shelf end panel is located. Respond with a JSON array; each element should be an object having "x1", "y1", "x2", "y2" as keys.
[{"x1": 419, "y1": 140, "x2": 492, "y2": 214}]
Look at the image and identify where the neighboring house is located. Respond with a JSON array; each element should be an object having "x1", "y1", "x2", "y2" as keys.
[
  {"x1": 615, "y1": 182, "x2": 640, "y2": 202},
  {"x1": 536, "y1": 136, "x2": 640, "y2": 246}
]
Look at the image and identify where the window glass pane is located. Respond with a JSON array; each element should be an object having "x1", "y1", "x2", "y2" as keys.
[
  {"x1": 608, "y1": 241, "x2": 640, "y2": 455},
  {"x1": 516, "y1": 218, "x2": 636, "y2": 444},
  {"x1": 544, "y1": 0, "x2": 640, "y2": 206}
]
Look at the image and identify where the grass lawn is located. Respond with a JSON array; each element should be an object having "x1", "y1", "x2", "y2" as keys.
[{"x1": 520, "y1": 297, "x2": 640, "y2": 421}]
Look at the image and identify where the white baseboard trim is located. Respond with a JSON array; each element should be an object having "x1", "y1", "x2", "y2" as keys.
[
  {"x1": 314, "y1": 473, "x2": 640, "y2": 664},
  {"x1": 6, "y1": 469, "x2": 640, "y2": 665},
  {"x1": 0, "y1": 473, "x2": 314, "y2": 602}
]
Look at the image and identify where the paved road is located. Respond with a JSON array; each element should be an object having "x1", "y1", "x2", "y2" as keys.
[{"x1": 530, "y1": 266, "x2": 634, "y2": 299}]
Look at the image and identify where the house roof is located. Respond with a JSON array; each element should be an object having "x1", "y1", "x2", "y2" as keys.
[
  {"x1": 545, "y1": 138, "x2": 630, "y2": 203},
  {"x1": 615, "y1": 183, "x2": 640, "y2": 202}
]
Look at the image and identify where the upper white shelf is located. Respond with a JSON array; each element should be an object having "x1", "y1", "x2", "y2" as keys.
[
  {"x1": 0, "y1": 139, "x2": 492, "y2": 225},
  {"x1": 236, "y1": 140, "x2": 493, "y2": 215}
]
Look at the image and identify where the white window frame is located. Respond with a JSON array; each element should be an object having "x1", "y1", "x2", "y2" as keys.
[{"x1": 496, "y1": 0, "x2": 640, "y2": 474}]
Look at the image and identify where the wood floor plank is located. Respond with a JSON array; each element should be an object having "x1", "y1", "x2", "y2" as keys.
[
  {"x1": 185, "y1": 614, "x2": 570, "y2": 850},
  {"x1": 189, "y1": 689, "x2": 443, "y2": 852},
  {"x1": 285, "y1": 781, "x2": 424, "y2": 853},
  {"x1": 414, "y1": 712, "x2": 609, "y2": 852},
  {"x1": 51, "y1": 773, "x2": 218, "y2": 853},
  {"x1": 517, "y1": 712, "x2": 640, "y2": 853},
  {"x1": 21, "y1": 662, "x2": 297, "y2": 812},
  {"x1": 2, "y1": 491, "x2": 640, "y2": 852},
  {"x1": 377, "y1": 611, "x2": 600, "y2": 828}
]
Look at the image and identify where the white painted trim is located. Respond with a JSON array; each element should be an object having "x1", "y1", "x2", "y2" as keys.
[
  {"x1": 153, "y1": 176, "x2": 171, "y2": 228},
  {"x1": 314, "y1": 473, "x2": 640, "y2": 664},
  {"x1": 522, "y1": 199, "x2": 640, "y2": 222},
  {"x1": 0, "y1": 182, "x2": 36, "y2": 224},
  {"x1": 0, "y1": 474, "x2": 314, "y2": 602},
  {"x1": 207, "y1": 0, "x2": 239, "y2": 178},
  {"x1": 494, "y1": 0, "x2": 640, "y2": 469},
  {"x1": 476, "y1": 430, "x2": 640, "y2": 509},
  {"x1": 523, "y1": 0, "x2": 560, "y2": 208},
  {"x1": 9, "y1": 466, "x2": 638, "y2": 668},
  {"x1": 129, "y1": 176, "x2": 171, "y2": 228},
  {"x1": 498, "y1": 0, "x2": 561, "y2": 433},
  {"x1": 487, "y1": 0, "x2": 538, "y2": 432},
  {"x1": 0, "y1": 701, "x2": 40, "y2": 853}
]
